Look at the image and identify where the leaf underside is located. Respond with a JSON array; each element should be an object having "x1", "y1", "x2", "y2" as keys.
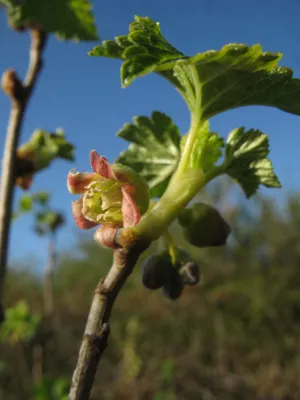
[
  {"x1": 225, "y1": 127, "x2": 281, "y2": 198},
  {"x1": 4, "y1": 0, "x2": 98, "y2": 41}
]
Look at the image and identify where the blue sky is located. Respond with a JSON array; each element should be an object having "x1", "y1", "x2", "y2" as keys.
[{"x1": 1, "y1": 0, "x2": 300, "y2": 269}]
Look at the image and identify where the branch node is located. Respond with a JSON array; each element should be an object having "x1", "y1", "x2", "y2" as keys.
[
  {"x1": 1, "y1": 69, "x2": 25, "y2": 103},
  {"x1": 85, "y1": 323, "x2": 110, "y2": 354}
]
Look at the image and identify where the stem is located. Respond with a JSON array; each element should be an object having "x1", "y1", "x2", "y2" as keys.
[
  {"x1": 170, "y1": 65, "x2": 202, "y2": 179},
  {"x1": 32, "y1": 344, "x2": 44, "y2": 384},
  {"x1": 163, "y1": 231, "x2": 177, "y2": 265},
  {"x1": 69, "y1": 241, "x2": 149, "y2": 400},
  {"x1": 0, "y1": 29, "x2": 47, "y2": 320},
  {"x1": 14, "y1": 341, "x2": 32, "y2": 395},
  {"x1": 43, "y1": 233, "x2": 56, "y2": 316}
]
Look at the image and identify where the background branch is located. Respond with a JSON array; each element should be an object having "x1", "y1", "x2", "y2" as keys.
[
  {"x1": 69, "y1": 241, "x2": 149, "y2": 400},
  {"x1": 0, "y1": 29, "x2": 47, "y2": 322}
]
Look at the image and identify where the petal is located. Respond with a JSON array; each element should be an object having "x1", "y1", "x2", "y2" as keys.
[
  {"x1": 121, "y1": 184, "x2": 141, "y2": 227},
  {"x1": 90, "y1": 150, "x2": 117, "y2": 180},
  {"x1": 67, "y1": 169, "x2": 95, "y2": 194},
  {"x1": 72, "y1": 198, "x2": 99, "y2": 229},
  {"x1": 94, "y1": 224, "x2": 120, "y2": 248}
]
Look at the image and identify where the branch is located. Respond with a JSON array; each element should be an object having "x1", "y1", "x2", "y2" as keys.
[
  {"x1": 43, "y1": 233, "x2": 56, "y2": 316},
  {"x1": 0, "y1": 29, "x2": 47, "y2": 322},
  {"x1": 69, "y1": 241, "x2": 149, "y2": 400}
]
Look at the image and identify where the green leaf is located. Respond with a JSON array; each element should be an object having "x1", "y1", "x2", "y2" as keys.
[
  {"x1": 33, "y1": 191, "x2": 50, "y2": 206},
  {"x1": 17, "y1": 128, "x2": 75, "y2": 172},
  {"x1": 116, "y1": 111, "x2": 181, "y2": 198},
  {"x1": 32, "y1": 377, "x2": 70, "y2": 400},
  {"x1": 224, "y1": 127, "x2": 281, "y2": 197},
  {"x1": 180, "y1": 121, "x2": 224, "y2": 171},
  {"x1": 0, "y1": 300, "x2": 40, "y2": 344},
  {"x1": 89, "y1": 16, "x2": 185, "y2": 89},
  {"x1": 19, "y1": 194, "x2": 33, "y2": 212},
  {"x1": 35, "y1": 210, "x2": 64, "y2": 233},
  {"x1": 90, "y1": 16, "x2": 300, "y2": 120},
  {"x1": 4, "y1": 0, "x2": 98, "y2": 41}
]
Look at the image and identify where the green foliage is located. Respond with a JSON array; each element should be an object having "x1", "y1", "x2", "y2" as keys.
[
  {"x1": 17, "y1": 128, "x2": 74, "y2": 174},
  {"x1": 14, "y1": 191, "x2": 65, "y2": 234},
  {"x1": 121, "y1": 317, "x2": 142, "y2": 382},
  {"x1": 33, "y1": 191, "x2": 50, "y2": 206},
  {"x1": 116, "y1": 112, "x2": 181, "y2": 198},
  {"x1": 224, "y1": 127, "x2": 281, "y2": 197},
  {"x1": 0, "y1": 300, "x2": 40, "y2": 344},
  {"x1": 32, "y1": 378, "x2": 69, "y2": 400},
  {"x1": 3, "y1": 191, "x2": 300, "y2": 398},
  {"x1": 180, "y1": 121, "x2": 224, "y2": 171},
  {"x1": 19, "y1": 194, "x2": 33, "y2": 212},
  {"x1": 90, "y1": 16, "x2": 300, "y2": 120},
  {"x1": 35, "y1": 210, "x2": 64, "y2": 235},
  {"x1": 3, "y1": 0, "x2": 98, "y2": 41},
  {"x1": 153, "y1": 359, "x2": 176, "y2": 400}
]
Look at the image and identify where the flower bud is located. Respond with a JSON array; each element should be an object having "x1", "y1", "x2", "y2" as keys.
[
  {"x1": 141, "y1": 252, "x2": 173, "y2": 290},
  {"x1": 178, "y1": 202, "x2": 231, "y2": 247},
  {"x1": 162, "y1": 268, "x2": 184, "y2": 300},
  {"x1": 68, "y1": 152, "x2": 150, "y2": 232},
  {"x1": 179, "y1": 261, "x2": 201, "y2": 286},
  {"x1": 94, "y1": 224, "x2": 120, "y2": 249},
  {"x1": 1, "y1": 69, "x2": 24, "y2": 102},
  {"x1": 112, "y1": 163, "x2": 150, "y2": 215}
]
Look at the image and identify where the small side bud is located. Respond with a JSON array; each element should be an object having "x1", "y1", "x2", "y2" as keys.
[
  {"x1": 1, "y1": 69, "x2": 25, "y2": 102},
  {"x1": 141, "y1": 252, "x2": 173, "y2": 290},
  {"x1": 94, "y1": 224, "x2": 120, "y2": 249},
  {"x1": 162, "y1": 268, "x2": 184, "y2": 301}
]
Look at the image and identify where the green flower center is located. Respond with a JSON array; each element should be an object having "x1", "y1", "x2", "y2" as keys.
[{"x1": 82, "y1": 176, "x2": 123, "y2": 224}]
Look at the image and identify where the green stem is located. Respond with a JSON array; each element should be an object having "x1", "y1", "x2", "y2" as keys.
[
  {"x1": 121, "y1": 66, "x2": 227, "y2": 246},
  {"x1": 171, "y1": 65, "x2": 202, "y2": 179},
  {"x1": 163, "y1": 231, "x2": 177, "y2": 265},
  {"x1": 134, "y1": 169, "x2": 205, "y2": 241},
  {"x1": 130, "y1": 163, "x2": 227, "y2": 244}
]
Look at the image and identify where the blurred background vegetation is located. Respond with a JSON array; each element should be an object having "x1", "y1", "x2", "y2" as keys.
[{"x1": 1, "y1": 180, "x2": 300, "y2": 400}]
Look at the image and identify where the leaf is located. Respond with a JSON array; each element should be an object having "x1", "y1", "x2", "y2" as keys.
[
  {"x1": 35, "y1": 210, "x2": 64, "y2": 233},
  {"x1": 224, "y1": 127, "x2": 281, "y2": 197},
  {"x1": 4, "y1": 0, "x2": 98, "y2": 41},
  {"x1": 33, "y1": 191, "x2": 50, "y2": 206},
  {"x1": 32, "y1": 377, "x2": 70, "y2": 400},
  {"x1": 17, "y1": 128, "x2": 75, "y2": 173},
  {"x1": 90, "y1": 16, "x2": 300, "y2": 120},
  {"x1": 116, "y1": 111, "x2": 181, "y2": 198},
  {"x1": 89, "y1": 16, "x2": 185, "y2": 89},
  {"x1": 180, "y1": 121, "x2": 224, "y2": 171},
  {"x1": 0, "y1": 300, "x2": 40, "y2": 344},
  {"x1": 19, "y1": 194, "x2": 33, "y2": 212}
]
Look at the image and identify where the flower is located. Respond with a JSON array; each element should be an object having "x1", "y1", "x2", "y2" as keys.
[{"x1": 67, "y1": 150, "x2": 149, "y2": 247}]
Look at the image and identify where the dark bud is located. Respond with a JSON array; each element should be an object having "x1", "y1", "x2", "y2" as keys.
[
  {"x1": 180, "y1": 261, "x2": 201, "y2": 286},
  {"x1": 15, "y1": 156, "x2": 36, "y2": 178},
  {"x1": 178, "y1": 202, "x2": 231, "y2": 248},
  {"x1": 141, "y1": 252, "x2": 173, "y2": 290},
  {"x1": 162, "y1": 267, "x2": 184, "y2": 300}
]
